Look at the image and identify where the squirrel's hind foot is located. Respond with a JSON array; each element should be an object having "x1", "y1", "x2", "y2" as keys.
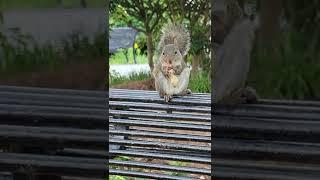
[
  {"x1": 219, "y1": 87, "x2": 258, "y2": 105},
  {"x1": 186, "y1": 89, "x2": 192, "y2": 95},
  {"x1": 174, "y1": 89, "x2": 192, "y2": 97}
]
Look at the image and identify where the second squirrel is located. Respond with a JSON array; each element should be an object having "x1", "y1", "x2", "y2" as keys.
[{"x1": 152, "y1": 23, "x2": 192, "y2": 102}]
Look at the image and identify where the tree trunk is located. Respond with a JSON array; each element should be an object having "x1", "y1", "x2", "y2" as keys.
[
  {"x1": 146, "y1": 32, "x2": 154, "y2": 71},
  {"x1": 258, "y1": 0, "x2": 282, "y2": 54}
]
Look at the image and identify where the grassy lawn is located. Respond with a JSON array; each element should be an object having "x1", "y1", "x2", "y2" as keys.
[
  {"x1": 109, "y1": 71, "x2": 150, "y2": 85},
  {"x1": 109, "y1": 48, "x2": 148, "y2": 65},
  {"x1": 109, "y1": 70, "x2": 211, "y2": 93}
]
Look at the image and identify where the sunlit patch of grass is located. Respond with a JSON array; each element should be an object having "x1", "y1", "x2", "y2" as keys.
[
  {"x1": 109, "y1": 175, "x2": 129, "y2": 180},
  {"x1": 109, "y1": 48, "x2": 147, "y2": 65}
]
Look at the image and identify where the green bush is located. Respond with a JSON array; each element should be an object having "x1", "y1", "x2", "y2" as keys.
[
  {"x1": 0, "y1": 28, "x2": 105, "y2": 76},
  {"x1": 189, "y1": 70, "x2": 211, "y2": 93},
  {"x1": 248, "y1": 30, "x2": 320, "y2": 99}
]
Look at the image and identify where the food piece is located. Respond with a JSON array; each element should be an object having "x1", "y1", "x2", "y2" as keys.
[{"x1": 169, "y1": 74, "x2": 179, "y2": 87}]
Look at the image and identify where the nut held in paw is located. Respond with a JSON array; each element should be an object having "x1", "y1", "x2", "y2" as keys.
[{"x1": 169, "y1": 74, "x2": 179, "y2": 87}]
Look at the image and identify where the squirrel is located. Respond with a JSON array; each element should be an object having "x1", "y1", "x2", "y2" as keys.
[
  {"x1": 213, "y1": 0, "x2": 260, "y2": 105},
  {"x1": 152, "y1": 23, "x2": 192, "y2": 102}
]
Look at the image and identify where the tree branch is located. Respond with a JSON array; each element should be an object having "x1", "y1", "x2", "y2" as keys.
[{"x1": 129, "y1": 25, "x2": 146, "y2": 33}]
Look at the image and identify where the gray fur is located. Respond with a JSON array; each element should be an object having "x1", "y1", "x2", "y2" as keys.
[{"x1": 158, "y1": 23, "x2": 190, "y2": 57}]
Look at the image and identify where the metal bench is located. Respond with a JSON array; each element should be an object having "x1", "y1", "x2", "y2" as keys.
[
  {"x1": 109, "y1": 27, "x2": 138, "y2": 64},
  {"x1": 0, "y1": 85, "x2": 107, "y2": 180},
  {"x1": 109, "y1": 88, "x2": 212, "y2": 179},
  {"x1": 214, "y1": 100, "x2": 320, "y2": 179},
  {"x1": 2, "y1": 85, "x2": 317, "y2": 179}
]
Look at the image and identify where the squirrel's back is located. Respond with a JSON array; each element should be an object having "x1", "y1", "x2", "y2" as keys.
[{"x1": 158, "y1": 23, "x2": 190, "y2": 57}]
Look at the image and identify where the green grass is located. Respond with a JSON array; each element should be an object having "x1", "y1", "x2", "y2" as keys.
[
  {"x1": 0, "y1": 29, "x2": 105, "y2": 76},
  {"x1": 109, "y1": 159, "x2": 190, "y2": 179},
  {"x1": 109, "y1": 48, "x2": 147, "y2": 65},
  {"x1": 109, "y1": 71, "x2": 150, "y2": 86},
  {"x1": 109, "y1": 175, "x2": 128, "y2": 180},
  {"x1": 248, "y1": 30, "x2": 320, "y2": 100},
  {"x1": 189, "y1": 70, "x2": 211, "y2": 93},
  {"x1": 165, "y1": 161, "x2": 189, "y2": 176},
  {"x1": 109, "y1": 69, "x2": 211, "y2": 93}
]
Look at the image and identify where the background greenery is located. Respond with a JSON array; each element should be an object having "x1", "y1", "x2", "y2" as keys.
[
  {"x1": 0, "y1": 0, "x2": 104, "y2": 9},
  {"x1": 246, "y1": 0, "x2": 320, "y2": 100},
  {"x1": 0, "y1": 1, "x2": 106, "y2": 78},
  {"x1": 109, "y1": 0, "x2": 211, "y2": 93}
]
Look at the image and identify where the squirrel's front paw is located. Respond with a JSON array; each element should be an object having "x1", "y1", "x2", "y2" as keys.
[{"x1": 164, "y1": 94, "x2": 172, "y2": 102}]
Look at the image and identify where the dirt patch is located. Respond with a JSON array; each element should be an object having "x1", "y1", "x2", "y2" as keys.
[
  {"x1": 0, "y1": 59, "x2": 106, "y2": 90},
  {"x1": 111, "y1": 78, "x2": 155, "y2": 91}
]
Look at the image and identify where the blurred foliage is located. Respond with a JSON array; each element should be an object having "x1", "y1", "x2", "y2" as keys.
[
  {"x1": 282, "y1": 0, "x2": 320, "y2": 61},
  {"x1": 0, "y1": 1, "x2": 106, "y2": 76},
  {"x1": 109, "y1": 4, "x2": 144, "y2": 29},
  {"x1": 237, "y1": 0, "x2": 320, "y2": 100},
  {"x1": 249, "y1": 30, "x2": 320, "y2": 100},
  {"x1": 0, "y1": 27, "x2": 105, "y2": 76},
  {"x1": 0, "y1": 0, "x2": 104, "y2": 9}
]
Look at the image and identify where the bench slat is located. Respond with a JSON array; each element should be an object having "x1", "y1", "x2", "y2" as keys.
[
  {"x1": 110, "y1": 159, "x2": 210, "y2": 175},
  {"x1": 109, "y1": 138, "x2": 210, "y2": 152},
  {"x1": 111, "y1": 88, "x2": 210, "y2": 96},
  {"x1": 0, "y1": 153, "x2": 106, "y2": 178},
  {"x1": 0, "y1": 85, "x2": 105, "y2": 97},
  {"x1": 0, "y1": 125, "x2": 105, "y2": 149},
  {"x1": 215, "y1": 108, "x2": 320, "y2": 120},
  {"x1": 110, "y1": 109, "x2": 210, "y2": 122},
  {"x1": 215, "y1": 115, "x2": 320, "y2": 142},
  {"x1": 109, "y1": 118, "x2": 210, "y2": 131},
  {"x1": 110, "y1": 101, "x2": 211, "y2": 113},
  {"x1": 0, "y1": 97, "x2": 106, "y2": 109},
  {"x1": 215, "y1": 138, "x2": 320, "y2": 162},
  {"x1": 215, "y1": 158, "x2": 320, "y2": 180},
  {"x1": 109, "y1": 129, "x2": 210, "y2": 142},
  {"x1": 109, "y1": 169, "x2": 195, "y2": 180},
  {"x1": 110, "y1": 94, "x2": 210, "y2": 106},
  {"x1": 109, "y1": 149, "x2": 210, "y2": 164}
]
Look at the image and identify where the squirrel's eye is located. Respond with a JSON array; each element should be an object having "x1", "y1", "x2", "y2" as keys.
[
  {"x1": 162, "y1": 52, "x2": 165, "y2": 55},
  {"x1": 175, "y1": 51, "x2": 177, "y2": 55}
]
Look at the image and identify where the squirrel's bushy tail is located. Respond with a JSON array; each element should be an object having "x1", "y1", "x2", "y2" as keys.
[{"x1": 158, "y1": 23, "x2": 190, "y2": 56}]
